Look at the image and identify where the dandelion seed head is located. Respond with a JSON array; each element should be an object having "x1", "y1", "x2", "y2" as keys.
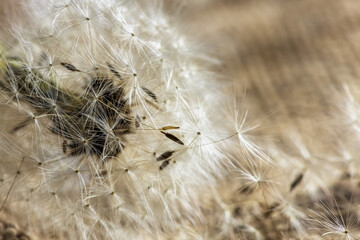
[{"x1": 0, "y1": 0, "x2": 251, "y2": 238}]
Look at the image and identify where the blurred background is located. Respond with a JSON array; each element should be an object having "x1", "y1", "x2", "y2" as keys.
[{"x1": 180, "y1": 0, "x2": 360, "y2": 160}]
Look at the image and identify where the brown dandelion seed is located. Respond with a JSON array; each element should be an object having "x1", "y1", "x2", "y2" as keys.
[
  {"x1": 160, "y1": 131, "x2": 184, "y2": 145},
  {"x1": 290, "y1": 173, "x2": 303, "y2": 191},
  {"x1": 141, "y1": 87, "x2": 157, "y2": 102},
  {"x1": 60, "y1": 62, "x2": 80, "y2": 72},
  {"x1": 156, "y1": 151, "x2": 175, "y2": 161},
  {"x1": 159, "y1": 160, "x2": 170, "y2": 170},
  {"x1": 160, "y1": 126, "x2": 180, "y2": 130}
]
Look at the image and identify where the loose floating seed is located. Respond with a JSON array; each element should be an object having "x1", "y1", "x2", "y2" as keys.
[
  {"x1": 159, "y1": 160, "x2": 170, "y2": 170},
  {"x1": 141, "y1": 87, "x2": 157, "y2": 102},
  {"x1": 60, "y1": 62, "x2": 80, "y2": 72},
  {"x1": 290, "y1": 173, "x2": 303, "y2": 191},
  {"x1": 156, "y1": 151, "x2": 175, "y2": 161},
  {"x1": 160, "y1": 131, "x2": 184, "y2": 145}
]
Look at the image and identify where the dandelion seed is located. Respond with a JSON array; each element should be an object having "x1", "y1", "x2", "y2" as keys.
[
  {"x1": 62, "y1": 140, "x2": 67, "y2": 154},
  {"x1": 159, "y1": 160, "x2": 170, "y2": 170},
  {"x1": 156, "y1": 151, "x2": 175, "y2": 161},
  {"x1": 107, "y1": 63, "x2": 122, "y2": 80},
  {"x1": 160, "y1": 126, "x2": 180, "y2": 130},
  {"x1": 290, "y1": 173, "x2": 304, "y2": 192},
  {"x1": 10, "y1": 118, "x2": 32, "y2": 133},
  {"x1": 60, "y1": 62, "x2": 80, "y2": 72},
  {"x1": 141, "y1": 87, "x2": 157, "y2": 102},
  {"x1": 160, "y1": 131, "x2": 184, "y2": 145}
]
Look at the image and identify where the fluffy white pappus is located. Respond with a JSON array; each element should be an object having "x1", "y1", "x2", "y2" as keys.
[
  {"x1": 0, "y1": 0, "x2": 253, "y2": 239},
  {"x1": 332, "y1": 84, "x2": 360, "y2": 173},
  {"x1": 310, "y1": 199, "x2": 360, "y2": 240},
  {"x1": 336, "y1": 84, "x2": 360, "y2": 133}
]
